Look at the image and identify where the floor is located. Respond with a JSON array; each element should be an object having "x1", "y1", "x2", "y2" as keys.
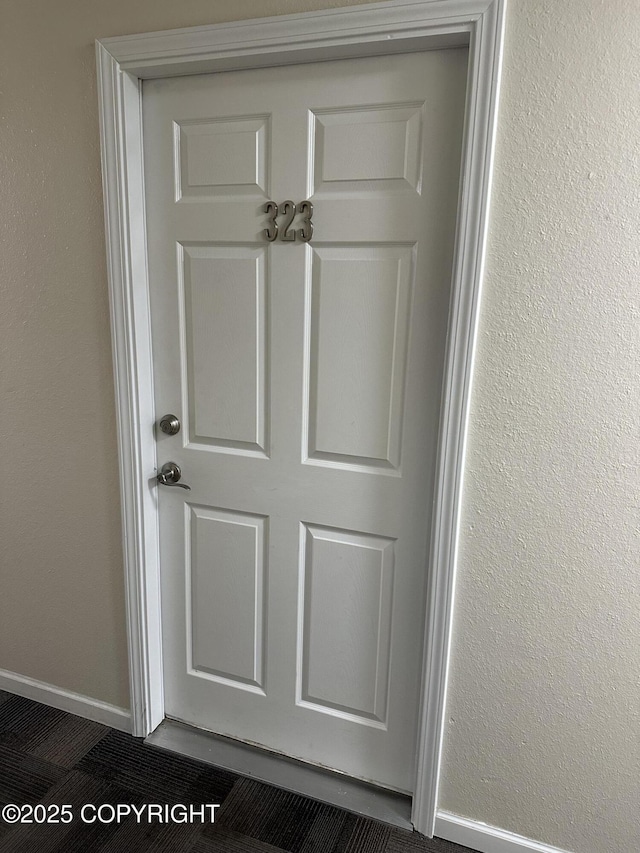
[{"x1": 0, "y1": 691, "x2": 474, "y2": 853}]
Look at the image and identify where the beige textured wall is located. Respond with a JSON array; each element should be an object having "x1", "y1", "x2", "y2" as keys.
[
  {"x1": 1, "y1": 1, "x2": 638, "y2": 851},
  {"x1": 439, "y1": 2, "x2": 640, "y2": 852}
]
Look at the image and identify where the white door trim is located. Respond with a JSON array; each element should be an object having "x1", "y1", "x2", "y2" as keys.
[{"x1": 95, "y1": 0, "x2": 505, "y2": 836}]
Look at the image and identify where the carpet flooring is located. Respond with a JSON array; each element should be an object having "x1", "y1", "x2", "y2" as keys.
[{"x1": 0, "y1": 691, "x2": 474, "y2": 853}]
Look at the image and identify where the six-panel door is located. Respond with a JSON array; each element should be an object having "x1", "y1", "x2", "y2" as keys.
[{"x1": 143, "y1": 49, "x2": 467, "y2": 793}]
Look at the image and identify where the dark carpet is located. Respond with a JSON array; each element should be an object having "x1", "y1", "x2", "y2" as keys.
[{"x1": 0, "y1": 691, "x2": 473, "y2": 853}]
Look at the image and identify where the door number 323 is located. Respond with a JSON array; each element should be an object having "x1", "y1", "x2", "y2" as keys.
[{"x1": 264, "y1": 200, "x2": 313, "y2": 243}]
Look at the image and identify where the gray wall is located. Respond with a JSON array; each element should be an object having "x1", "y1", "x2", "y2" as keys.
[{"x1": 1, "y1": 2, "x2": 637, "y2": 852}]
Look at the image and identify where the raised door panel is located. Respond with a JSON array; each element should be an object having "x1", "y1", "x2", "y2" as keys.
[
  {"x1": 304, "y1": 245, "x2": 413, "y2": 472},
  {"x1": 311, "y1": 103, "x2": 424, "y2": 195},
  {"x1": 181, "y1": 244, "x2": 268, "y2": 454},
  {"x1": 188, "y1": 506, "x2": 267, "y2": 692},
  {"x1": 298, "y1": 524, "x2": 395, "y2": 725},
  {"x1": 176, "y1": 115, "x2": 270, "y2": 199}
]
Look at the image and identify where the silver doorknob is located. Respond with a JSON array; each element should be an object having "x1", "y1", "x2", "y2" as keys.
[
  {"x1": 157, "y1": 462, "x2": 191, "y2": 490},
  {"x1": 159, "y1": 414, "x2": 181, "y2": 435}
]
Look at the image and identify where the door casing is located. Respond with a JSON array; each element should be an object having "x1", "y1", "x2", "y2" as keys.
[{"x1": 95, "y1": 0, "x2": 505, "y2": 836}]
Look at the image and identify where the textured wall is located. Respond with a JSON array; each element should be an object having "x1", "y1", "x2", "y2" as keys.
[
  {"x1": 438, "y1": 2, "x2": 640, "y2": 852},
  {"x1": 1, "y1": 1, "x2": 638, "y2": 851}
]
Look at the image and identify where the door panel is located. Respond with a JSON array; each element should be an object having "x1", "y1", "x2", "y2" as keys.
[
  {"x1": 312, "y1": 103, "x2": 424, "y2": 192},
  {"x1": 306, "y1": 245, "x2": 413, "y2": 469},
  {"x1": 299, "y1": 523, "x2": 395, "y2": 724},
  {"x1": 188, "y1": 505, "x2": 267, "y2": 692},
  {"x1": 181, "y1": 244, "x2": 267, "y2": 452},
  {"x1": 177, "y1": 115, "x2": 270, "y2": 199},
  {"x1": 144, "y1": 48, "x2": 467, "y2": 793}
]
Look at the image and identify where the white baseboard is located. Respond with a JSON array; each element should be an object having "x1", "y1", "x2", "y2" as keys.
[
  {"x1": 435, "y1": 811, "x2": 574, "y2": 853},
  {"x1": 0, "y1": 668, "x2": 131, "y2": 733}
]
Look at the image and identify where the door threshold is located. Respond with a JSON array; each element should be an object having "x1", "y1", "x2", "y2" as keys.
[{"x1": 145, "y1": 719, "x2": 413, "y2": 830}]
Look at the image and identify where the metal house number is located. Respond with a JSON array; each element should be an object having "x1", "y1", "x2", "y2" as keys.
[{"x1": 264, "y1": 200, "x2": 313, "y2": 243}]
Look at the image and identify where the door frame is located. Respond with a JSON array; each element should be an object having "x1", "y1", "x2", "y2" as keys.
[{"x1": 95, "y1": 0, "x2": 505, "y2": 836}]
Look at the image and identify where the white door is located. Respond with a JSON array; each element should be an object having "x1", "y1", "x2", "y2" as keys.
[{"x1": 143, "y1": 49, "x2": 467, "y2": 794}]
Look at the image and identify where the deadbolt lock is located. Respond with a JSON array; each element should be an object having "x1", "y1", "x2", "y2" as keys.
[{"x1": 159, "y1": 414, "x2": 181, "y2": 436}]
